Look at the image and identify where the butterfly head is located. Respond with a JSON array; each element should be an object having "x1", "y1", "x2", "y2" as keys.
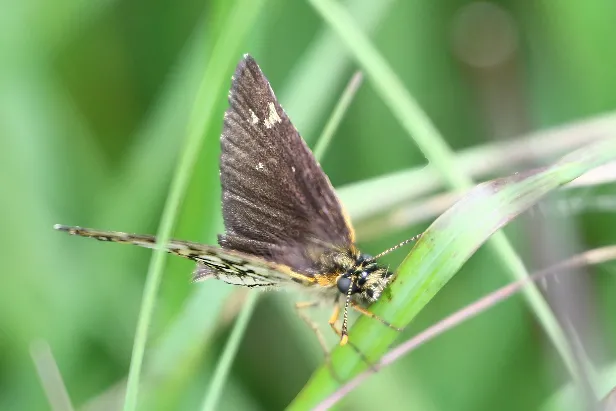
[{"x1": 336, "y1": 254, "x2": 392, "y2": 304}]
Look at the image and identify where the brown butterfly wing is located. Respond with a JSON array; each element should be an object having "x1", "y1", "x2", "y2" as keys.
[{"x1": 217, "y1": 55, "x2": 354, "y2": 276}]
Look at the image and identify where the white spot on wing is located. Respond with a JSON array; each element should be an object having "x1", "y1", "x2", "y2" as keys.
[
  {"x1": 256, "y1": 162, "x2": 264, "y2": 171},
  {"x1": 264, "y1": 102, "x2": 282, "y2": 129},
  {"x1": 249, "y1": 109, "x2": 259, "y2": 124},
  {"x1": 291, "y1": 166, "x2": 296, "y2": 173}
]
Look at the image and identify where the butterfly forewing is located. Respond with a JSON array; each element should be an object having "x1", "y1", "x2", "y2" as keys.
[{"x1": 219, "y1": 56, "x2": 355, "y2": 277}]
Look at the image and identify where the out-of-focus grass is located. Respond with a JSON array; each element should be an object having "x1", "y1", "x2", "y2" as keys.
[{"x1": 2, "y1": 1, "x2": 616, "y2": 410}]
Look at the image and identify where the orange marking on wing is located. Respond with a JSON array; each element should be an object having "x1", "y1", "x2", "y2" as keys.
[
  {"x1": 274, "y1": 264, "x2": 317, "y2": 285},
  {"x1": 314, "y1": 272, "x2": 339, "y2": 287}
]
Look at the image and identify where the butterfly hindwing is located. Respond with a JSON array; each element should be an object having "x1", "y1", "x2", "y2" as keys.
[
  {"x1": 218, "y1": 55, "x2": 355, "y2": 276},
  {"x1": 53, "y1": 225, "x2": 312, "y2": 287}
]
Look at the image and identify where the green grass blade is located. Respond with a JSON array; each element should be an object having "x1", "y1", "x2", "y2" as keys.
[
  {"x1": 121, "y1": 1, "x2": 265, "y2": 410},
  {"x1": 281, "y1": 0, "x2": 394, "y2": 139},
  {"x1": 200, "y1": 292, "x2": 259, "y2": 411},
  {"x1": 313, "y1": 72, "x2": 363, "y2": 160},
  {"x1": 30, "y1": 341, "x2": 75, "y2": 411},
  {"x1": 541, "y1": 363, "x2": 616, "y2": 411},
  {"x1": 289, "y1": 138, "x2": 616, "y2": 410}
]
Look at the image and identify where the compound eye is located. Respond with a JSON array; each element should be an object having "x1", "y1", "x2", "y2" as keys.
[
  {"x1": 337, "y1": 276, "x2": 352, "y2": 294},
  {"x1": 357, "y1": 271, "x2": 369, "y2": 286}
]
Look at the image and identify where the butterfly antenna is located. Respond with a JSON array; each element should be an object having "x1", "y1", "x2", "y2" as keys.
[
  {"x1": 372, "y1": 233, "x2": 423, "y2": 260},
  {"x1": 340, "y1": 281, "x2": 354, "y2": 346}
]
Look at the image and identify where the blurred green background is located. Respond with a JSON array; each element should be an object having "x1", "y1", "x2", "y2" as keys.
[{"x1": 2, "y1": 0, "x2": 616, "y2": 410}]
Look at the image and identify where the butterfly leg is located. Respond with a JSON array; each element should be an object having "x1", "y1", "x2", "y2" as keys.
[
  {"x1": 350, "y1": 302, "x2": 403, "y2": 331},
  {"x1": 327, "y1": 305, "x2": 378, "y2": 372},
  {"x1": 294, "y1": 301, "x2": 342, "y2": 382},
  {"x1": 327, "y1": 304, "x2": 341, "y2": 336}
]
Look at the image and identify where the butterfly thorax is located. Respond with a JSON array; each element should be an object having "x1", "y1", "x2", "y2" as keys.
[{"x1": 315, "y1": 249, "x2": 392, "y2": 305}]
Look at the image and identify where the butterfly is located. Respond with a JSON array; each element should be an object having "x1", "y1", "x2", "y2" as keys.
[{"x1": 55, "y1": 55, "x2": 417, "y2": 352}]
